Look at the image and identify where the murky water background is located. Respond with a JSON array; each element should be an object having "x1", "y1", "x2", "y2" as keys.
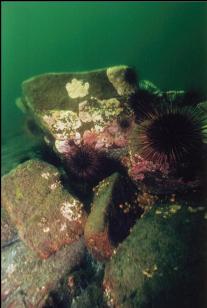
[{"x1": 2, "y1": 2, "x2": 207, "y2": 173}]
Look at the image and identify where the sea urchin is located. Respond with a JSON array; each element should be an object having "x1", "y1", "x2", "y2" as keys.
[
  {"x1": 63, "y1": 142, "x2": 101, "y2": 183},
  {"x1": 134, "y1": 105, "x2": 206, "y2": 166}
]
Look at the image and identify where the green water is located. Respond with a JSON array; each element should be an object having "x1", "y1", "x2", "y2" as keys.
[{"x1": 2, "y1": 2, "x2": 207, "y2": 144}]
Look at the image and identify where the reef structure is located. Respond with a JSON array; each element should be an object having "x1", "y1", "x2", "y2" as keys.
[{"x1": 2, "y1": 65, "x2": 207, "y2": 307}]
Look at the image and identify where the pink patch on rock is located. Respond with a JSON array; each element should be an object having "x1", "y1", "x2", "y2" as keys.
[
  {"x1": 123, "y1": 154, "x2": 170, "y2": 181},
  {"x1": 83, "y1": 130, "x2": 98, "y2": 146}
]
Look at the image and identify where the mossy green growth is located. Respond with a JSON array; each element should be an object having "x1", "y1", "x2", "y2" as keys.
[
  {"x1": 84, "y1": 173, "x2": 142, "y2": 260},
  {"x1": 85, "y1": 173, "x2": 119, "y2": 236},
  {"x1": 70, "y1": 284, "x2": 105, "y2": 308},
  {"x1": 104, "y1": 203, "x2": 207, "y2": 308}
]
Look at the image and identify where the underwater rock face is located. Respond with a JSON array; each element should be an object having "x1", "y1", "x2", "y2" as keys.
[
  {"x1": 84, "y1": 172, "x2": 143, "y2": 261},
  {"x1": 1, "y1": 207, "x2": 18, "y2": 248},
  {"x1": 1, "y1": 239, "x2": 85, "y2": 308},
  {"x1": 103, "y1": 203, "x2": 207, "y2": 308},
  {"x1": 17, "y1": 67, "x2": 206, "y2": 194},
  {"x1": 2, "y1": 159, "x2": 87, "y2": 259},
  {"x1": 18, "y1": 65, "x2": 137, "y2": 160}
]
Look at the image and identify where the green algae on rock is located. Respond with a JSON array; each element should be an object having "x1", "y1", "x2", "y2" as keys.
[
  {"x1": 84, "y1": 173, "x2": 119, "y2": 261},
  {"x1": 84, "y1": 173, "x2": 143, "y2": 261},
  {"x1": 103, "y1": 203, "x2": 207, "y2": 308},
  {"x1": 2, "y1": 159, "x2": 87, "y2": 259},
  {"x1": 1, "y1": 239, "x2": 85, "y2": 308}
]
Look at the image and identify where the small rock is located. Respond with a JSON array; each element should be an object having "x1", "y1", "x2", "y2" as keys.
[
  {"x1": 84, "y1": 173, "x2": 143, "y2": 261},
  {"x1": 2, "y1": 159, "x2": 87, "y2": 258}
]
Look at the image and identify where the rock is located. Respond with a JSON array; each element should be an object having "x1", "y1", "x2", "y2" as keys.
[
  {"x1": 103, "y1": 203, "x2": 207, "y2": 308},
  {"x1": 1, "y1": 207, "x2": 18, "y2": 248},
  {"x1": 1, "y1": 239, "x2": 85, "y2": 308},
  {"x1": 84, "y1": 173, "x2": 118, "y2": 261},
  {"x1": 17, "y1": 66, "x2": 138, "y2": 159},
  {"x1": 2, "y1": 159, "x2": 87, "y2": 258},
  {"x1": 69, "y1": 254, "x2": 106, "y2": 308},
  {"x1": 84, "y1": 173, "x2": 143, "y2": 261},
  {"x1": 42, "y1": 252, "x2": 105, "y2": 307}
]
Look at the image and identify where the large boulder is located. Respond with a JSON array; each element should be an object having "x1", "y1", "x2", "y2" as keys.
[
  {"x1": 2, "y1": 159, "x2": 87, "y2": 258},
  {"x1": 17, "y1": 66, "x2": 138, "y2": 160},
  {"x1": 104, "y1": 203, "x2": 207, "y2": 308}
]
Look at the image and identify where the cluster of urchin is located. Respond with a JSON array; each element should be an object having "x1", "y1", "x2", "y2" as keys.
[{"x1": 62, "y1": 89, "x2": 206, "y2": 183}]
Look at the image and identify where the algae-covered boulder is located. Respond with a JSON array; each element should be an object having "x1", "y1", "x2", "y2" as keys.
[
  {"x1": 1, "y1": 239, "x2": 85, "y2": 308},
  {"x1": 84, "y1": 173, "x2": 143, "y2": 261},
  {"x1": 104, "y1": 203, "x2": 207, "y2": 308},
  {"x1": 17, "y1": 66, "x2": 138, "y2": 159},
  {"x1": 2, "y1": 159, "x2": 87, "y2": 258}
]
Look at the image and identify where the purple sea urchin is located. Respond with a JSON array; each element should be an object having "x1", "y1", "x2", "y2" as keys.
[
  {"x1": 63, "y1": 141, "x2": 124, "y2": 184},
  {"x1": 134, "y1": 105, "x2": 206, "y2": 166},
  {"x1": 63, "y1": 142, "x2": 101, "y2": 182}
]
